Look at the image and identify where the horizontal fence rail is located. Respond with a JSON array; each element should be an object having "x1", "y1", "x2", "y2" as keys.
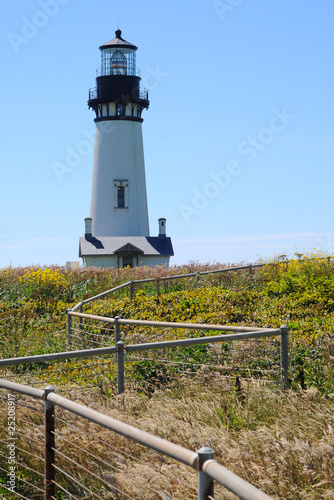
[
  {"x1": 202, "y1": 460, "x2": 273, "y2": 500},
  {"x1": 64, "y1": 261, "x2": 292, "y2": 393},
  {"x1": 0, "y1": 379, "x2": 274, "y2": 500},
  {"x1": 0, "y1": 317, "x2": 289, "y2": 392},
  {"x1": 125, "y1": 329, "x2": 282, "y2": 351},
  {"x1": 71, "y1": 263, "x2": 267, "y2": 312},
  {"x1": 68, "y1": 313, "x2": 289, "y2": 391},
  {"x1": 69, "y1": 311, "x2": 272, "y2": 332},
  {"x1": 69, "y1": 256, "x2": 334, "y2": 315},
  {"x1": 0, "y1": 346, "x2": 116, "y2": 367}
]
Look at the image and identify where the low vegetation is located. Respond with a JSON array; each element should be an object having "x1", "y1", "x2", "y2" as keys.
[{"x1": 0, "y1": 253, "x2": 333, "y2": 498}]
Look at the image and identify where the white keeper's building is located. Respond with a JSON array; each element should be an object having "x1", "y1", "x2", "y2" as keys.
[{"x1": 79, "y1": 29, "x2": 173, "y2": 268}]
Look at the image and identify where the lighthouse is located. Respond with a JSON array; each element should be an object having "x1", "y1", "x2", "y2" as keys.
[{"x1": 79, "y1": 30, "x2": 174, "y2": 268}]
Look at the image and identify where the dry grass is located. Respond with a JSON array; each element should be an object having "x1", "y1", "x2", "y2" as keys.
[
  {"x1": 1, "y1": 258, "x2": 334, "y2": 498},
  {"x1": 1, "y1": 367, "x2": 334, "y2": 498},
  {"x1": 21, "y1": 377, "x2": 330, "y2": 499},
  {"x1": 106, "y1": 380, "x2": 334, "y2": 499}
]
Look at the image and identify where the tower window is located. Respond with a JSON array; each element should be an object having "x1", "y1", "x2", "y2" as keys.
[
  {"x1": 117, "y1": 185, "x2": 125, "y2": 208},
  {"x1": 116, "y1": 103, "x2": 125, "y2": 116},
  {"x1": 114, "y1": 180, "x2": 128, "y2": 209}
]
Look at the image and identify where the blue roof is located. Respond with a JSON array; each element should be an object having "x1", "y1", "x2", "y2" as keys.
[{"x1": 79, "y1": 236, "x2": 174, "y2": 257}]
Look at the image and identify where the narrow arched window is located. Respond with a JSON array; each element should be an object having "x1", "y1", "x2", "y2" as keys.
[
  {"x1": 116, "y1": 103, "x2": 125, "y2": 116},
  {"x1": 114, "y1": 180, "x2": 128, "y2": 209},
  {"x1": 117, "y1": 185, "x2": 125, "y2": 208}
]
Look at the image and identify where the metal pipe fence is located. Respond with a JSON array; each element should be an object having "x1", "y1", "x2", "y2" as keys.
[
  {"x1": 67, "y1": 312, "x2": 288, "y2": 392},
  {"x1": 0, "y1": 379, "x2": 273, "y2": 499},
  {"x1": 0, "y1": 318, "x2": 289, "y2": 393},
  {"x1": 60, "y1": 257, "x2": 333, "y2": 394},
  {"x1": 71, "y1": 263, "x2": 266, "y2": 312},
  {"x1": 5, "y1": 260, "x2": 320, "y2": 496},
  {"x1": 1, "y1": 258, "x2": 332, "y2": 496},
  {"x1": 68, "y1": 257, "x2": 334, "y2": 315}
]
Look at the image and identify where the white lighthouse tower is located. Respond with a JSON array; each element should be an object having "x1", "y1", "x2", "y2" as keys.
[{"x1": 79, "y1": 30, "x2": 173, "y2": 268}]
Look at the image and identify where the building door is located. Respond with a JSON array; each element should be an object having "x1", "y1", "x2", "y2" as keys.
[{"x1": 122, "y1": 254, "x2": 133, "y2": 268}]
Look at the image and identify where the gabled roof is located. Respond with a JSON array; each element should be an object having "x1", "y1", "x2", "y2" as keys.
[
  {"x1": 116, "y1": 242, "x2": 144, "y2": 254},
  {"x1": 99, "y1": 29, "x2": 138, "y2": 51},
  {"x1": 79, "y1": 236, "x2": 174, "y2": 257}
]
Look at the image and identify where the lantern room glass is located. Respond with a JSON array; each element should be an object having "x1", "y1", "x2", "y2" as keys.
[
  {"x1": 100, "y1": 47, "x2": 137, "y2": 76},
  {"x1": 111, "y1": 50, "x2": 127, "y2": 75}
]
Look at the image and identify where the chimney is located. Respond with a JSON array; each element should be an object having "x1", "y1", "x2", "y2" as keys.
[
  {"x1": 158, "y1": 218, "x2": 166, "y2": 238},
  {"x1": 85, "y1": 217, "x2": 93, "y2": 240}
]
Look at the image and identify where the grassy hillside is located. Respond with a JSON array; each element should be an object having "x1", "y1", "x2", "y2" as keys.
[
  {"x1": 1, "y1": 254, "x2": 333, "y2": 393},
  {"x1": 0, "y1": 254, "x2": 334, "y2": 498}
]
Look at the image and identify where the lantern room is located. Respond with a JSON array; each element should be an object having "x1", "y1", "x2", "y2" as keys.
[
  {"x1": 88, "y1": 29, "x2": 149, "y2": 118},
  {"x1": 99, "y1": 29, "x2": 137, "y2": 77}
]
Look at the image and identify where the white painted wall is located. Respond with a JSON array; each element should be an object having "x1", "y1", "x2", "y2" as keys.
[
  {"x1": 139, "y1": 255, "x2": 170, "y2": 267},
  {"x1": 84, "y1": 255, "x2": 118, "y2": 268},
  {"x1": 90, "y1": 120, "x2": 150, "y2": 237},
  {"x1": 83, "y1": 254, "x2": 170, "y2": 268}
]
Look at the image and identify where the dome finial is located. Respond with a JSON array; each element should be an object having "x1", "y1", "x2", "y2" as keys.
[{"x1": 115, "y1": 28, "x2": 122, "y2": 39}]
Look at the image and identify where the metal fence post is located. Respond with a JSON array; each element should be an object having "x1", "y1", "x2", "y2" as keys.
[
  {"x1": 114, "y1": 316, "x2": 120, "y2": 367},
  {"x1": 196, "y1": 273, "x2": 201, "y2": 288},
  {"x1": 117, "y1": 341, "x2": 125, "y2": 395},
  {"x1": 129, "y1": 281, "x2": 134, "y2": 301},
  {"x1": 114, "y1": 316, "x2": 120, "y2": 346},
  {"x1": 44, "y1": 386, "x2": 55, "y2": 500},
  {"x1": 67, "y1": 309, "x2": 72, "y2": 349},
  {"x1": 280, "y1": 325, "x2": 289, "y2": 389},
  {"x1": 197, "y1": 446, "x2": 215, "y2": 500},
  {"x1": 156, "y1": 279, "x2": 160, "y2": 301},
  {"x1": 78, "y1": 303, "x2": 83, "y2": 335}
]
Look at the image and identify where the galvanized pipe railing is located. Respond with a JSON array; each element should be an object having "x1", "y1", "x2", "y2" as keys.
[
  {"x1": 125, "y1": 329, "x2": 281, "y2": 350},
  {"x1": 76, "y1": 281, "x2": 132, "y2": 309},
  {"x1": 0, "y1": 312, "x2": 288, "y2": 392},
  {"x1": 0, "y1": 378, "x2": 274, "y2": 500},
  {"x1": 68, "y1": 311, "x2": 271, "y2": 332},
  {"x1": 65, "y1": 257, "x2": 328, "y2": 374},
  {"x1": 0, "y1": 346, "x2": 116, "y2": 367},
  {"x1": 68, "y1": 256, "x2": 334, "y2": 320},
  {"x1": 69, "y1": 264, "x2": 267, "y2": 312},
  {"x1": 202, "y1": 459, "x2": 273, "y2": 500},
  {"x1": 44, "y1": 385, "x2": 55, "y2": 499},
  {"x1": 69, "y1": 257, "x2": 333, "y2": 316},
  {"x1": 69, "y1": 263, "x2": 268, "y2": 314}
]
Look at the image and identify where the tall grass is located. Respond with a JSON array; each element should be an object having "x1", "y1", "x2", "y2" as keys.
[
  {"x1": 1, "y1": 379, "x2": 333, "y2": 498},
  {"x1": 0, "y1": 254, "x2": 334, "y2": 497}
]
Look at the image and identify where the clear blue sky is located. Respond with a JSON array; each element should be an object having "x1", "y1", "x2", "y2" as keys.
[{"x1": 1, "y1": 0, "x2": 333, "y2": 267}]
